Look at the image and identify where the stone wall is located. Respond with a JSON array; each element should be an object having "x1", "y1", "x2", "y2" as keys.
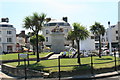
[{"x1": 1, "y1": 64, "x2": 44, "y2": 78}]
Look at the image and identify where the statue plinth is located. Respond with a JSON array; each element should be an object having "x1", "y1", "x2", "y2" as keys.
[{"x1": 50, "y1": 26, "x2": 65, "y2": 53}]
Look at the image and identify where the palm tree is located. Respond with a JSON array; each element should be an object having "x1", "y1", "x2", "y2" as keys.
[
  {"x1": 30, "y1": 35, "x2": 45, "y2": 55},
  {"x1": 27, "y1": 32, "x2": 35, "y2": 37},
  {"x1": 67, "y1": 31, "x2": 76, "y2": 48},
  {"x1": 23, "y1": 12, "x2": 46, "y2": 62},
  {"x1": 68, "y1": 23, "x2": 89, "y2": 64},
  {"x1": 90, "y1": 22, "x2": 105, "y2": 58}
]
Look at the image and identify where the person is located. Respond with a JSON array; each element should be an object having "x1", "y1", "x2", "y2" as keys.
[
  {"x1": 62, "y1": 50, "x2": 67, "y2": 58},
  {"x1": 72, "y1": 49, "x2": 77, "y2": 58}
]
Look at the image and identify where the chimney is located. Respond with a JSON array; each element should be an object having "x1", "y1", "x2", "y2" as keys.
[
  {"x1": 1, "y1": 18, "x2": 9, "y2": 23},
  {"x1": 21, "y1": 30, "x2": 25, "y2": 35},
  {"x1": 63, "y1": 17, "x2": 67, "y2": 22}
]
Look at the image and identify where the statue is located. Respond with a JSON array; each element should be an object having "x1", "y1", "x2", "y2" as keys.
[{"x1": 51, "y1": 24, "x2": 63, "y2": 33}]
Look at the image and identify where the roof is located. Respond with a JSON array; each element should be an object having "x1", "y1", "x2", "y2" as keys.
[
  {"x1": 48, "y1": 19, "x2": 66, "y2": 23},
  {"x1": 44, "y1": 19, "x2": 70, "y2": 27},
  {"x1": 0, "y1": 22, "x2": 13, "y2": 28}
]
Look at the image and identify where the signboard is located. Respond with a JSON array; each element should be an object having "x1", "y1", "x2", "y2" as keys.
[{"x1": 19, "y1": 54, "x2": 28, "y2": 59}]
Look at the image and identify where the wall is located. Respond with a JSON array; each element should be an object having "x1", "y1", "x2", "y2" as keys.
[
  {"x1": 0, "y1": 26, "x2": 16, "y2": 52},
  {"x1": 2, "y1": 64, "x2": 44, "y2": 78},
  {"x1": 80, "y1": 36, "x2": 95, "y2": 51}
]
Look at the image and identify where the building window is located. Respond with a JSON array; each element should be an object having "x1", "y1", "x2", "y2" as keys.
[
  {"x1": 7, "y1": 31, "x2": 12, "y2": 34},
  {"x1": 91, "y1": 36, "x2": 94, "y2": 39},
  {"x1": 106, "y1": 37, "x2": 108, "y2": 41},
  {"x1": 46, "y1": 37, "x2": 48, "y2": 42},
  {"x1": 65, "y1": 29, "x2": 68, "y2": 33},
  {"x1": 46, "y1": 30, "x2": 49, "y2": 34},
  {"x1": 7, "y1": 38, "x2": 12, "y2": 42},
  {"x1": 95, "y1": 36, "x2": 99, "y2": 41},
  {"x1": 116, "y1": 31, "x2": 118, "y2": 34},
  {"x1": 116, "y1": 36, "x2": 118, "y2": 40}
]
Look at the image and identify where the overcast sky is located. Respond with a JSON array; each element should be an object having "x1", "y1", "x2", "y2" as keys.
[{"x1": 1, "y1": 0, "x2": 119, "y2": 34}]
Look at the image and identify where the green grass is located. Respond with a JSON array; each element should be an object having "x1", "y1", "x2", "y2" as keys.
[
  {"x1": 6, "y1": 56, "x2": 120, "y2": 72},
  {"x1": 0, "y1": 52, "x2": 53, "y2": 60}
]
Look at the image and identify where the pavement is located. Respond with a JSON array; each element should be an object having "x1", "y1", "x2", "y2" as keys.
[
  {"x1": 0, "y1": 65, "x2": 16, "y2": 80},
  {"x1": 64, "y1": 71, "x2": 120, "y2": 80},
  {"x1": 48, "y1": 53, "x2": 61, "y2": 59}
]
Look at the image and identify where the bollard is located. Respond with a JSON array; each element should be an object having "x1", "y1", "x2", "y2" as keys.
[{"x1": 114, "y1": 49, "x2": 117, "y2": 71}]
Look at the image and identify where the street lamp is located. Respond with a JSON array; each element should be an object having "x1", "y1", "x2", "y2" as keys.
[{"x1": 108, "y1": 21, "x2": 112, "y2": 54}]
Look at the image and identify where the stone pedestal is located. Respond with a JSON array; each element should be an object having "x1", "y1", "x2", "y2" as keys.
[{"x1": 51, "y1": 32, "x2": 65, "y2": 53}]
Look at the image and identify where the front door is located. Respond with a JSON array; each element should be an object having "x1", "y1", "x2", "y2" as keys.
[{"x1": 7, "y1": 46, "x2": 13, "y2": 52}]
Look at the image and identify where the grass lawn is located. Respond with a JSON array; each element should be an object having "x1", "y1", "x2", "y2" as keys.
[
  {"x1": 6, "y1": 56, "x2": 120, "y2": 72},
  {"x1": 0, "y1": 52, "x2": 53, "y2": 60}
]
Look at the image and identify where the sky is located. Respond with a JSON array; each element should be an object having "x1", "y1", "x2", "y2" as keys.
[{"x1": 1, "y1": 0, "x2": 119, "y2": 34}]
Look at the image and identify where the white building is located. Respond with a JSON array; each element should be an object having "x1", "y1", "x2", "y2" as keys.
[
  {"x1": 42, "y1": 18, "x2": 96, "y2": 53},
  {"x1": 42, "y1": 18, "x2": 72, "y2": 48},
  {"x1": 80, "y1": 33, "x2": 95, "y2": 51},
  {"x1": 106, "y1": 24, "x2": 119, "y2": 49},
  {"x1": 0, "y1": 18, "x2": 16, "y2": 54}
]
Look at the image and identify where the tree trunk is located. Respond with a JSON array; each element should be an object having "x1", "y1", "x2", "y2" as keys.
[
  {"x1": 99, "y1": 35, "x2": 102, "y2": 58},
  {"x1": 72, "y1": 40, "x2": 75, "y2": 48},
  {"x1": 33, "y1": 46, "x2": 35, "y2": 55},
  {"x1": 36, "y1": 32, "x2": 40, "y2": 62}
]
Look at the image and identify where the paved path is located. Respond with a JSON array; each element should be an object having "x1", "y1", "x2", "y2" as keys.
[
  {"x1": 48, "y1": 54, "x2": 61, "y2": 59},
  {"x1": 0, "y1": 65, "x2": 15, "y2": 79},
  {"x1": 63, "y1": 70, "x2": 120, "y2": 80}
]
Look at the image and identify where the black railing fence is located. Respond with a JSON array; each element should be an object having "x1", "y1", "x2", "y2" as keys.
[
  {"x1": 4, "y1": 50, "x2": 119, "y2": 79},
  {"x1": 41, "y1": 50, "x2": 120, "y2": 79}
]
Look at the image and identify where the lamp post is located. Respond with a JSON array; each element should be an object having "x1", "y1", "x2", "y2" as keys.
[{"x1": 108, "y1": 21, "x2": 112, "y2": 54}]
